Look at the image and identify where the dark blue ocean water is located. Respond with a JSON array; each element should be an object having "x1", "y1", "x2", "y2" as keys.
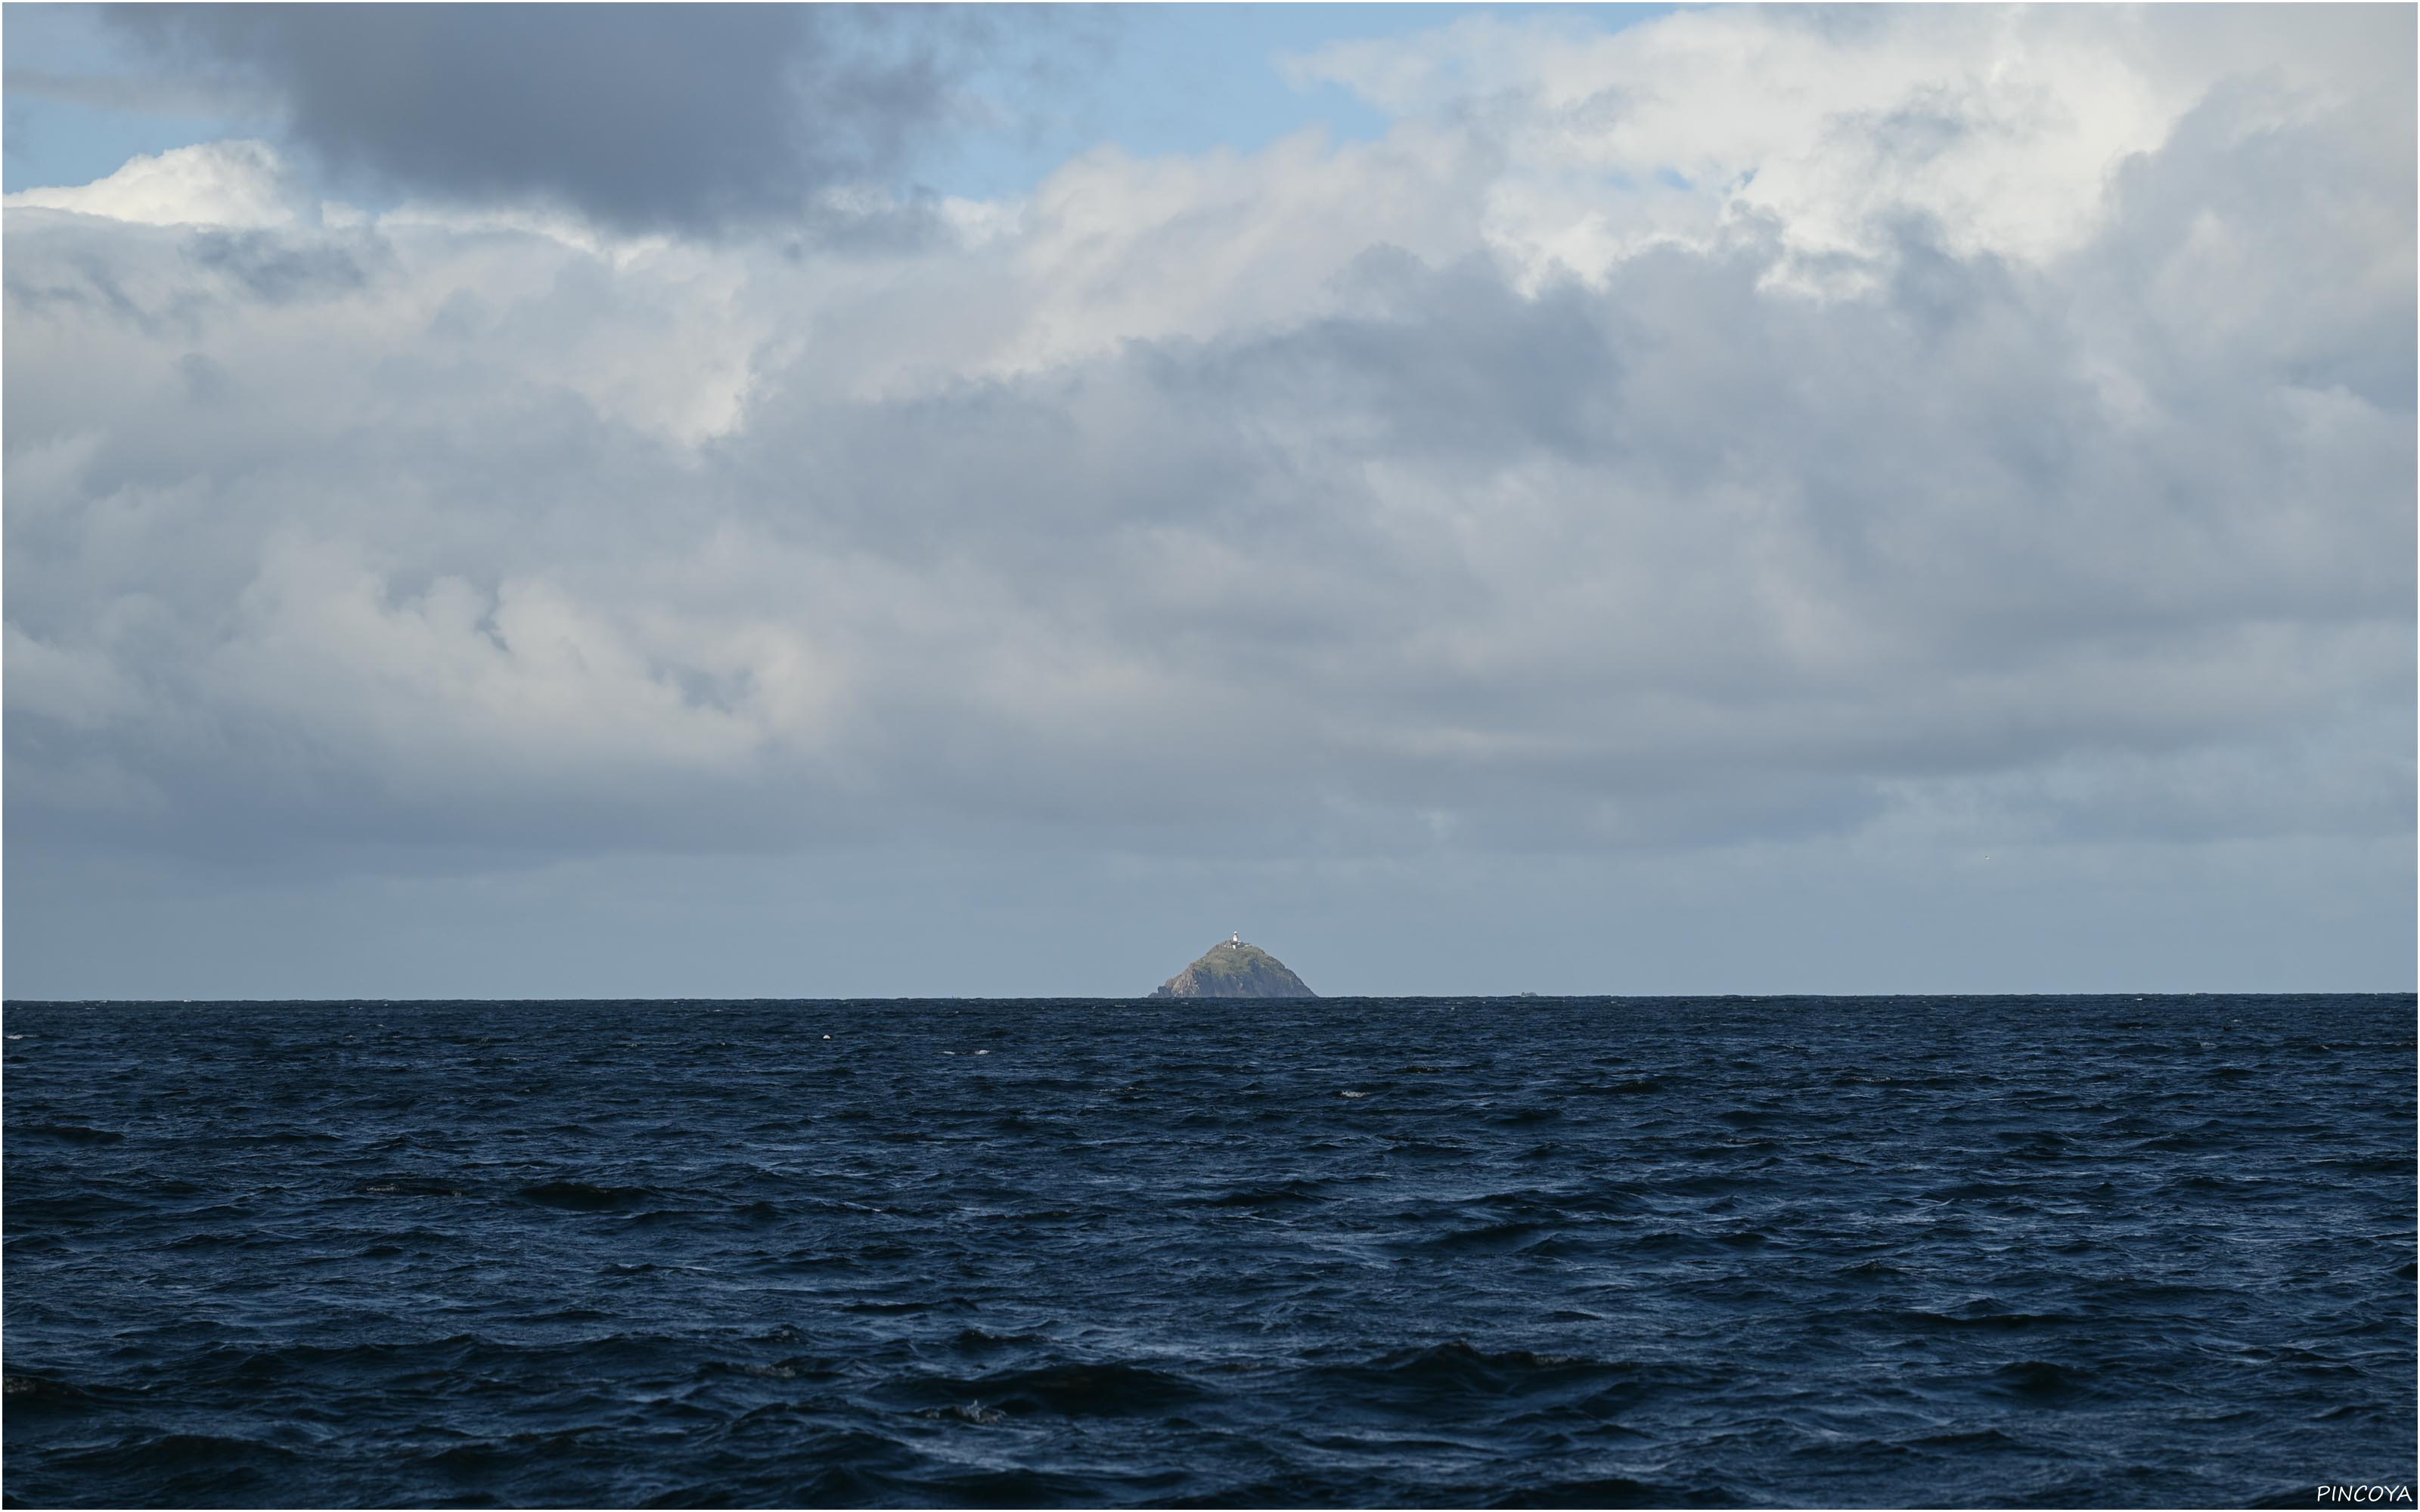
[{"x1": 4, "y1": 995, "x2": 2412, "y2": 1508}]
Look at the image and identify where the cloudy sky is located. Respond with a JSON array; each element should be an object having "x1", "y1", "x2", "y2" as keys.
[{"x1": 4, "y1": 4, "x2": 2412, "y2": 999}]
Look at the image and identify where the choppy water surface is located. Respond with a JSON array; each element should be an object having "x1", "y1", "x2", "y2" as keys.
[{"x1": 5, "y1": 995, "x2": 2413, "y2": 1507}]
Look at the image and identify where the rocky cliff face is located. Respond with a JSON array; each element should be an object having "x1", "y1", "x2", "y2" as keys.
[{"x1": 1151, "y1": 939, "x2": 1316, "y2": 999}]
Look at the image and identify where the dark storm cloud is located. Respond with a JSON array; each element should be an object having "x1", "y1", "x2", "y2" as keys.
[{"x1": 105, "y1": 4, "x2": 993, "y2": 234}]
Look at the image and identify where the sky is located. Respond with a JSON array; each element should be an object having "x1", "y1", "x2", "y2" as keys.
[{"x1": 3, "y1": 3, "x2": 2412, "y2": 999}]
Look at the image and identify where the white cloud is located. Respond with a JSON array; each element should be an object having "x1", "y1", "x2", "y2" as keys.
[
  {"x1": 1285, "y1": 5, "x2": 2411, "y2": 293},
  {"x1": 2, "y1": 139, "x2": 313, "y2": 228},
  {"x1": 3, "y1": 3, "x2": 2409, "y2": 903}
]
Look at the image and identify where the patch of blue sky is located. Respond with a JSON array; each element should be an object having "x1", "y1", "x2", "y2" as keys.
[
  {"x1": 2, "y1": 5, "x2": 235, "y2": 192},
  {"x1": 3, "y1": 91, "x2": 270, "y2": 194},
  {"x1": 926, "y1": 4, "x2": 1671, "y2": 201}
]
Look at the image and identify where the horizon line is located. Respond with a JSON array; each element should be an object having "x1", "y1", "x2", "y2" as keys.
[{"x1": 8, "y1": 990, "x2": 2413, "y2": 1006}]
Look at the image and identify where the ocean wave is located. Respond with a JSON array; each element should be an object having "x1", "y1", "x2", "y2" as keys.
[
  {"x1": 515, "y1": 1180, "x2": 665, "y2": 1212},
  {"x1": 5, "y1": 992, "x2": 2409, "y2": 1507}
]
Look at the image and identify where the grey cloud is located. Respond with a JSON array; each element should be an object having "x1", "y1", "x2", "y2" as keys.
[
  {"x1": 183, "y1": 227, "x2": 374, "y2": 303},
  {"x1": 0, "y1": 218, "x2": 378, "y2": 340},
  {"x1": 3, "y1": 23, "x2": 2411, "y2": 923},
  {"x1": 105, "y1": 4, "x2": 1036, "y2": 235},
  {"x1": 175, "y1": 349, "x2": 233, "y2": 404},
  {"x1": 2097, "y1": 74, "x2": 2418, "y2": 413},
  {"x1": 1148, "y1": 259, "x2": 1624, "y2": 469},
  {"x1": 2, "y1": 243, "x2": 169, "y2": 330},
  {"x1": 1, "y1": 63, "x2": 271, "y2": 120}
]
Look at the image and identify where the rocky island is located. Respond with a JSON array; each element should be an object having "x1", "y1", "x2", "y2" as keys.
[{"x1": 1151, "y1": 935, "x2": 1316, "y2": 999}]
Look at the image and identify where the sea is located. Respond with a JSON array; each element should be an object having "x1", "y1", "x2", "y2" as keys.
[{"x1": 4, "y1": 994, "x2": 2413, "y2": 1508}]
